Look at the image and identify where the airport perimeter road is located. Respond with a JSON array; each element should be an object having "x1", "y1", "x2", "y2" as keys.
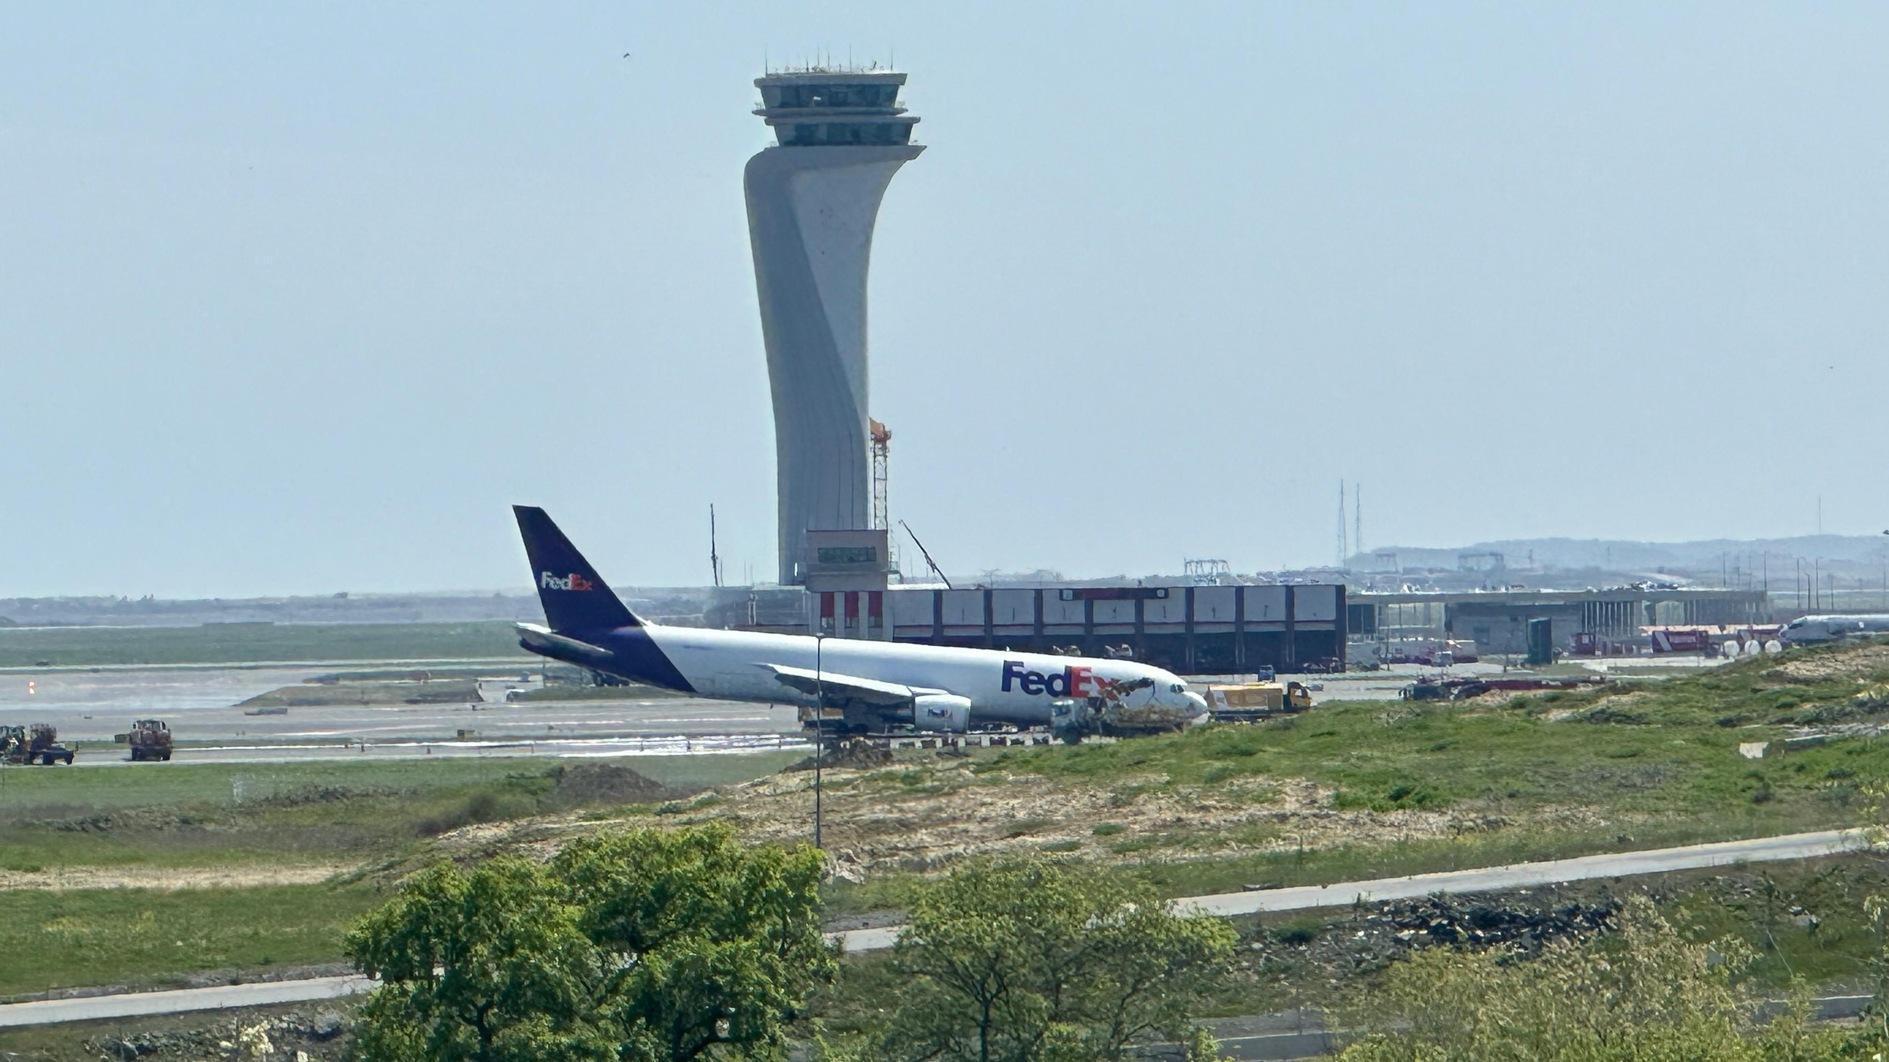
[
  {"x1": 832, "y1": 828, "x2": 1867, "y2": 952},
  {"x1": 0, "y1": 975, "x2": 372, "y2": 1029},
  {"x1": 0, "y1": 828, "x2": 1868, "y2": 1028}
]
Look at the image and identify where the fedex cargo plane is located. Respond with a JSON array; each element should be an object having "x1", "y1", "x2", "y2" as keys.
[
  {"x1": 512, "y1": 506, "x2": 1209, "y2": 736},
  {"x1": 1782, "y1": 614, "x2": 1889, "y2": 645}
]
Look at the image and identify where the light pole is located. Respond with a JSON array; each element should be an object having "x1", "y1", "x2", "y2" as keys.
[{"x1": 813, "y1": 632, "x2": 826, "y2": 850}]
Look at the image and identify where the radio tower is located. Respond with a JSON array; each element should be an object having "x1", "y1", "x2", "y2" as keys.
[
  {"x1": 869, "y1": 419, "x2": 891, "y2": 530},
  {"x1": 1337, "y1": 479, "x2": 1348, "y2": 568},
  {"x1": 870, "y1": 418, "x2": 895, "y2": 573}
]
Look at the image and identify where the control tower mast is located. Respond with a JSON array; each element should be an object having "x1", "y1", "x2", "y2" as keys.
[{"x1": 745, "y1": 67, "x2": 922, "y2": 585}]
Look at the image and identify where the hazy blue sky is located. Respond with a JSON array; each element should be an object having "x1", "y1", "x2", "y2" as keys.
[{"x1": 4, "y1": 3, "x2": 1886, "y2": 597}]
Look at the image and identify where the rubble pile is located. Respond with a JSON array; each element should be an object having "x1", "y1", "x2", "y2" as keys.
[
  {"x1": 1241, "y1": 889, "x2": 1624, "y2": 990},
  {"x1": 86, "y1": 1007, "x2": 351, "y2": 1060},
  {"x1": 1371, "y1": 894, "x2": 1621, "y2": 951},
  {"x1": 785, "y1": 738, "x2": 894, "y2": 772}
]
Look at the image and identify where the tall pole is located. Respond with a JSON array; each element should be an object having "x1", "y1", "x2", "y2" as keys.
[{"x1": 813, "y1": 634, "x2": 825, "y2": 849}]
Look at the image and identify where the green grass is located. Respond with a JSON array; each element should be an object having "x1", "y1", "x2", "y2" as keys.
[
  {"x1": 0, "y1": 753, "x2": 800, "y2": 814},
  {"x1": 0, "y1": 753, "x2": 803, "y2": 874},
  {"x1": 0, "y1": 884, "x2": 383, "y2": 998},
  {"x1": 810, "y1": 641, "x2": 1889, "y2": 917},
  {"x1": 980, "y1": 644, "x2": 1889, "y2": 838},
  {"x1": 0, "y1": 751, "x2": 807, "y2": 997},
  {"x1": 0, "y1": 758, "x2": 560, "y2": 812},
  {"x1": 0, "y1": 621, "x2": 530, "y2": 667},
  {"x1": 1669, "y1": 858, "x2": 1889, "y2": 990}
]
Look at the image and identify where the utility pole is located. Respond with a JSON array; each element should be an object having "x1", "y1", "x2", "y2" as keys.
[
  {"x1": 813, "y1": 633, "x2": 826, "y2": 849},
  {"x1": 709, "y1": 505, "x2": 722, "y2": 588}
]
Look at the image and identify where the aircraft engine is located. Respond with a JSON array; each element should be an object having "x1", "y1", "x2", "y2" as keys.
[{"x1": 912, "y1": 694, "x2": 973, "y2": 733}]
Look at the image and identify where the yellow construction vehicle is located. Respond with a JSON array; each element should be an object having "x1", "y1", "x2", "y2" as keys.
[{"x1": 1203, "y1": 681, "x2": 1313, "y2": 722}]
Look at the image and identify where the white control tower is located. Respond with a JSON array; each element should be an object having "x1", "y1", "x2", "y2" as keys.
[{"x1": 745, "y1": 69, "x2": 922, "y2": 585}]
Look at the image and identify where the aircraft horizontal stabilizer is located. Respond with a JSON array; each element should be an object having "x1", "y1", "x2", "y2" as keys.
[
  {"x1": 515, "y1": 622, "x2": 617, "y2": 668},
  {"x1": 760, "y1": 663, "x2": 934, "y2": 707}
]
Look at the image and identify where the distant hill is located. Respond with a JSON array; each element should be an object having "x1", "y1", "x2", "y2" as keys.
[{"x1": 1367, "y1": 534, "x2": 1888, "y2": 573}]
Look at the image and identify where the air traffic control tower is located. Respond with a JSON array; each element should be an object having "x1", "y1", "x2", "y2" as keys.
[{"x1": 745, "y1": 69, "x2": 922, "y2": 585}]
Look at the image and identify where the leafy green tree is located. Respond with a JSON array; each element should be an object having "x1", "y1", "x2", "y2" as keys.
[
  {"x1": 556, "y1": 825, "x2": 834, "y2": 1060},
  {"x1": 882, "y1": 857, "x2": 1236, "y2": 1061},
  {"x1": 348, "y1": 858, "x2": 616, "y2": 1062},
  {"x1": 348, "y1": 824, "x2": 832, "y2": 1061},
  {"x1": 1335, "y1": 896, "x2": 1846, "y2": 1061}
]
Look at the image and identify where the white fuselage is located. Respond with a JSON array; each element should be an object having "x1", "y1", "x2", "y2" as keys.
[
  {"x1": 643, "y1": 625, "x2": 1200, "y2": 728},
  {"x1": 1781, "y1": 614, "x2": 1889, "y2": 645}
]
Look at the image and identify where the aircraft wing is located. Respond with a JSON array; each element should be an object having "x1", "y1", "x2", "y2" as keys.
[{"x1": 760, "y1": 663, "x2": 941, "y2": 707}]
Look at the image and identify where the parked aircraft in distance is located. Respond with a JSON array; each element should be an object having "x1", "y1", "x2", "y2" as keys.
[
  {"x1": 511, "y1": 506, "x2": 1209, "y2": 736},
  {"x1": 1781, "y1": 614, "x2": 1889, "y2": 645}
]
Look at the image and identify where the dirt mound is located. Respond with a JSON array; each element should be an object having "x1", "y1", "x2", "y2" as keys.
[
  {"x1": 785, "y1": 738, "x2": 894, "y2": 772},
  {"x1": 238, "y1": 678, "x2": 480, "y2": 708},
  {"x1": 551, "y1": 762, "x2": 680, "y2": 805},
  {"x1": 672, "y1": 764, "x2": 1522, "y2": 882},
  {"x1": 1764, "y1": 640, "x2": 1889, "y2": 683},
  {"x1": 0, "y1": 863, "x2": 350, "y2": 891}
]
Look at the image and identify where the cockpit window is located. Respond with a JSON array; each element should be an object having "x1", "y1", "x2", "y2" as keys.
[{"x1": 1169, "y1": 683, "x2": 1185, "y2": 693}]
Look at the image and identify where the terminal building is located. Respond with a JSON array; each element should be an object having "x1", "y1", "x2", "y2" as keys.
[
  {"x1": 711, "y1": 581, "x2": 1349, "y2": 674},
  {"x1": 1348, "y1": 586, "x2": 1770, "y2": 654}
]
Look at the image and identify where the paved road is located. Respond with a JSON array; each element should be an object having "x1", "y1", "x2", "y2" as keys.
[
  {"x1": 0, "y1": 975, "x2": 372, "y2": 1029},
  {"x1": 831, "y1": 828, "x2": 1865, "y2": 952},
  {"x1": 2, "y1": 828, "x2": 1865, "y2": 1029}
]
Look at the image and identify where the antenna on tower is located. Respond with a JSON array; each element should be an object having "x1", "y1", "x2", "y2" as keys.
[
  {"x1": 1337, "y1": 480, "x2": 1348, "y2": 568},
  {"x1": 1354, "y1": 482, "x2": 1362, "y2": 559},
  {"x1": 709, "y1": 504, "x2": 723, "y2": 588}
]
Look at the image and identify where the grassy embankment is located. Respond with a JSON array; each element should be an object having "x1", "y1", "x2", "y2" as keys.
[
  {"x1": 0, "y1": 621, "x2": 530, "y2": 668},
  {"x1": 0, "y1": 753, "x2": 799, "y2": 998},
  {"x1": 820, "y1": 640, "x2": 1889, "y2": 913},
  {"x1": 10, "y1": 640, "x2": 1889, "y2": 999}
]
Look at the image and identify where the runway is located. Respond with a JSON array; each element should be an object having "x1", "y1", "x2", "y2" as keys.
[{"x1": 0, "y1": 662, "x2": 800, "y2": 749}]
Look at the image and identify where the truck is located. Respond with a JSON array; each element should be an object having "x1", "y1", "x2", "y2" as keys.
[
  {"x1": 117, "y1": 719, "x2": 174, "y2": 762},
  {"x1": 2, "y1": 724, "x2": 76, "y2": 765},
  {"x1": 1204, "y1": 681, "x2": 1314, "y2": 722}
]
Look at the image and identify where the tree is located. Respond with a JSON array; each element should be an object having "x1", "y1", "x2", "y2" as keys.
[
  {"x1": 1334, "y1": 896, "x2": 1845, "y2": 1061},
  {"x1": 348, "y1": 859, "x2": 616, "y2": 1062},
  {"x1": 348, "y1": 824, "x2": 832, "y2": 1061},
  {"x1": 882, "y1": 857, "x2": 1237, "y2": 1061},
  {"x1": 556, "y1": 825, "x2": 835, "y2": 1060}
]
